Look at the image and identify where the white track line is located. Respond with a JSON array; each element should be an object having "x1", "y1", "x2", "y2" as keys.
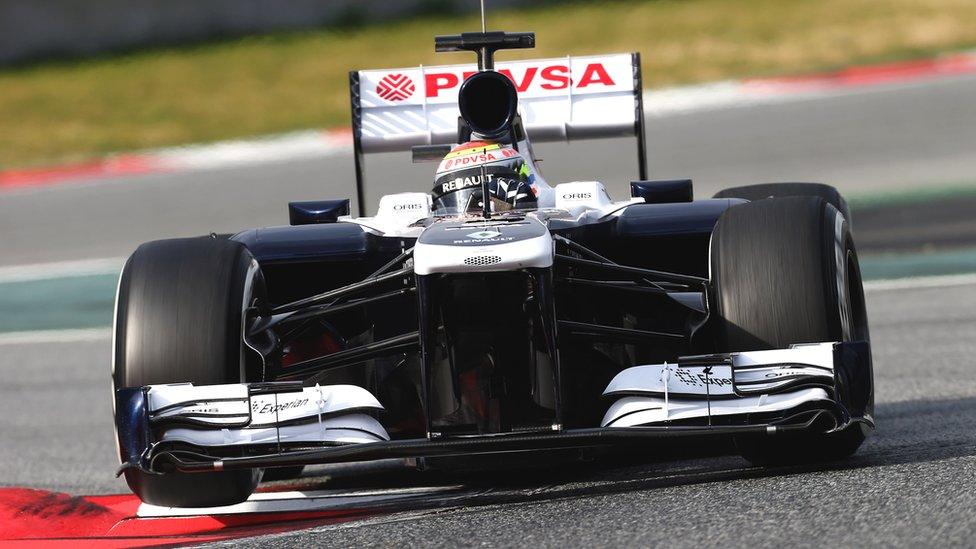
[
  {"x1": 153, "y1": 129, "x2": 351, "y2": 172},
  {"x1": 0, "y1": 327, "x2": 112, "y2": 346},
  {"x1": 137, "y1": 485, "x2": 462, "y2": 517},
  {"x1": 643, "y1": 80, "x2": 827, "y2": 117}
]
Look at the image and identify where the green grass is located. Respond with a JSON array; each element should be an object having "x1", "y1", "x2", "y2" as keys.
[
  {"x1": 849, "y1": 181, "x2": 976, "y2": 210},
  {"x1": 859, "y1": 246, "x2": 976, "y2": 280},
  {"x1": 3, "y1": 0, "x2": 976, "y2": 169}
]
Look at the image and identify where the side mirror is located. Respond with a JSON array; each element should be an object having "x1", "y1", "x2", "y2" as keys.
[
  {"x1": 288, "y1": 200, "x2": 350, "y2": 225},
  {"x1": 630, "y1": 179, "x2": 693, "y2": 204}
]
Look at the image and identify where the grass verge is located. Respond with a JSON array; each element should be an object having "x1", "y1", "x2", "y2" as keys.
[
  {"x1": 2, "y1": 0, "x2": 976, "y2": 168},
  {"x1": 848, "y1": 181, "x2": 976, "y2": 210}
]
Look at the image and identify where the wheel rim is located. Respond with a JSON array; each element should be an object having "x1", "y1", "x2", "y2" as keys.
[{"x1": 845, "y1": 247, "x2": 870, "y2": 343}]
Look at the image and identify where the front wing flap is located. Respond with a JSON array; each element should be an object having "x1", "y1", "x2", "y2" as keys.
[
  {"x1": 115, "y1": 342, "x2": 871, "y2": 475},
  {"x1": 602, "y1": 341, "x2": 873, "y2": 429}
]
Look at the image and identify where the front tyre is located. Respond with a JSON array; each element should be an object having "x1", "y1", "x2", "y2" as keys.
[
  {"x1": 713, "y1": 182, "x2": 853, "y2": 230},
  {"x1": 709, "y1": 196, "x2": 872, "y2": 465},
  {"x1": 112, "y1": 237, "x2": 264, "y2": 507}
]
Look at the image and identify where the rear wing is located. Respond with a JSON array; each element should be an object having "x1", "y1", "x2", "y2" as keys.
[{"x1": 349, "y1": 53, "x2": 647, "y2": 215}]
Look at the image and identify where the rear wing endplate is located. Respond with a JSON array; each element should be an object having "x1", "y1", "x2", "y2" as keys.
[{"x1": 349, "y1": 53, "x2": 646, "y2": 215}]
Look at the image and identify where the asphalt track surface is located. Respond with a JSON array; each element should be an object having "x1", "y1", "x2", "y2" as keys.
[
  {"x1": 2, "y1": 74, "x2": 976, "y2": 267},
  {"x1": 1, "y1": 279, "x2": 974, "y2": 546},
  {"x1": 2, "y1": 74, "x2": 976, "y2": 546}
]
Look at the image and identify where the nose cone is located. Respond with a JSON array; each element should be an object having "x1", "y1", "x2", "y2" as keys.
[{"x1": 414, "y1": 217, "x2": 553, "y2": 275}]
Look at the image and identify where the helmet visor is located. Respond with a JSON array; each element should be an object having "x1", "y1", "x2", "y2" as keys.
[{"x1": 432, "y1": 159, "x2": 529, "y2": 216}]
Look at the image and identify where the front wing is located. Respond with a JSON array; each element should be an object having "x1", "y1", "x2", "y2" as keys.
[{"x1": 115, "y1": 342, "x2": 872, "y2": 475}]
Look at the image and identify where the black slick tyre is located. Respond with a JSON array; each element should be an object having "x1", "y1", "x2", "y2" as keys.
[
  {"x1": 709, "y1": 196, "x2": 872, "y2": 465},
  {"x1": 713, "y1": 182, "x2": 852, "y2": 230},
  {"x1": 112, "y1": 237, "x2": 265, "y2": 507},
  {"x1": 261, "y1": 466, "x2": 305, "y2": 482}
]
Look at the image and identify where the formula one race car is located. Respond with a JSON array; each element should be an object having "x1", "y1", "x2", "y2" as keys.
[{"x1": 112, "y1": 29, "x2": 873, "y2": 507}]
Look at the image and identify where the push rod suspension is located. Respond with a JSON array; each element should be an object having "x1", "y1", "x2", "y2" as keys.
[
  {"x1": 554, "y1": 254, "x2": 706, "y2": 286},
  {"x1": 554, "y1": 235, "x2": 704, "y2": 289},
  {"x1": 276, "y1": 331, "x2": 420, "y2": 381},
  {"x1": 271, "y1": 266, "x2": 413, "y2": 315}
]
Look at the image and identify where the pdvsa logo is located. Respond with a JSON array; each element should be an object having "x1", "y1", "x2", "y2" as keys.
[
  {"x1": 425, "y1": 63, "x2": 617, "y2": 98},
  {"x1": 376, "y1": 73, "x2": 415, "y2": 101}
]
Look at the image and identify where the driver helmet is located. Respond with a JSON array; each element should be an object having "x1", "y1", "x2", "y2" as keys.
[{"x1": 432, "y1": 141, "x2": 538, "y2": 215}]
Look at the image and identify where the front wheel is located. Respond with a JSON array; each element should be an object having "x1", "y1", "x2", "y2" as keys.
[
  {"x1": 112, "y1": 237, "x2": 265, "y2": 507},
  {"x1": 709, "y1": 196, "x2": 872, "y2": 465},
  {"x1": 713, "y1": 182, "x2": 853, "y2": 230}
]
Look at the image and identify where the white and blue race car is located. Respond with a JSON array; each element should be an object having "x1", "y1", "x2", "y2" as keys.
[{"x1": 112, "y1": 28, "x2": 873, "y2": 508}]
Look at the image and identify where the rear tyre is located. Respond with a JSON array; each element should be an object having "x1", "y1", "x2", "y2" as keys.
[
  {"x1": 112, "y1": 237, "x2": 264, "y2": 507},
  {"x1": 713, "y1": 182, "x2": 852, "y2": 229},
  {"x1": 710, "y1": 196, "x2": 872, "y2": 466}
]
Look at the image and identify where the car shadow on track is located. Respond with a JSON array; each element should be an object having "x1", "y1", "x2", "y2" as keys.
[{"x1": 274, "y1": 396, "x2": 976, "y2": 515}]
